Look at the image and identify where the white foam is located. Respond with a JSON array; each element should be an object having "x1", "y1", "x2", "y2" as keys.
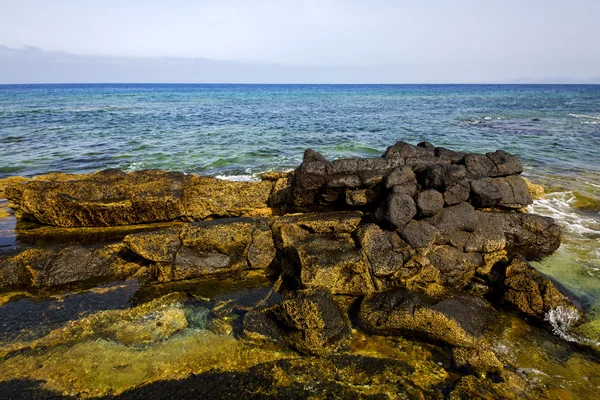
[
  {"x1": 528, "y1": 192, "x2": 600, "y2": 236},
  {"x1": 544, "y1": 306, "x2": 580, "y2": 342},
  {"x1": 568, "y1": 113, "x2": 600, "y2": 120},
  {"x1": 215, "y1": 174, "x2": 260, "y2": 182}
]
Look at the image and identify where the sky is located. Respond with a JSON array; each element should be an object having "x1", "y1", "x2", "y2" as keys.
[{"x1": 1, "y1": 0, "x2": 599, "y2": 83}]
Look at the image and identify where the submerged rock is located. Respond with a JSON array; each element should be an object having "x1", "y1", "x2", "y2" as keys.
[
  {"x1": 358, "y1": 288, "x2": 496, "y2": 347},
  {"x1": 247, "y1": 289, "x2": 352, "y2": 355}
]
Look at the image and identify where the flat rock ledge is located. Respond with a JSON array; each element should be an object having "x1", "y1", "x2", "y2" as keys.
[{"x1": 0, "y1": 141, "x2": 581, "y2": 381}]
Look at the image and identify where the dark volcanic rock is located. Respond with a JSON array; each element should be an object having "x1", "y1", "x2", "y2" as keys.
[
  {"x1": 470, "y1": 176, "x2": 532, "y2": 209},
  {"x1": 266, "y1": 289, "x2": 352, "y2": 355},
  {"x1": 358, "y1": 288, "x2": 496, "y2": 347},
  {"x1": 399, "y1": 220, "x2": 440, "y2": 249},
  {"x1": 416, "y1": 189, "x2": 444, "y2": 217},
  {"x1": 355, "y1": 223, "x2": 413, "y2": 278},
  {"x1": 375, "y1": 193, "x2": 417, "y2": 229}
]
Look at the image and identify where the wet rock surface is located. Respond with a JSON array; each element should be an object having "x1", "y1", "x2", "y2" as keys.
[{"x1": 0, "y1": 141, "x2": 590, "y2": 399}]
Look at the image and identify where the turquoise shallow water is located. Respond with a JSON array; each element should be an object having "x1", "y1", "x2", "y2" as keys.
[{"x1": 1, "y1": 83, "x2": 599, "y2": 332}]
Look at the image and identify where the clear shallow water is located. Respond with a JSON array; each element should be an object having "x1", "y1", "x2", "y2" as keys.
[{"x1": 1, "y1": 83, "x2": 600, "y2": 334}]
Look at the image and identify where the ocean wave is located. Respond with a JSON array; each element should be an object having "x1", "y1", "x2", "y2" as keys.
[
  {"x1": 529, "y1": 192, "x2": 600, "y2": 236},
  {"x1": 214, "y1": 174, "x2": 260, "y2": 182},
  {"x1": 568, "y1": 113, "x2": 600, "y2": 120}
]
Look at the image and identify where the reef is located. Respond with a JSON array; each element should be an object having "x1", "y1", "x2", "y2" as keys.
[{"x1": 0, "y1": 141, "x2": 594, "y2": 399}]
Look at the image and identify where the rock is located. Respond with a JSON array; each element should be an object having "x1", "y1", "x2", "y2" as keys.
[
  {"x1": 358, "y1": 288, "x2": 496, "y2": 347},
  {"x1": 123, "y1": 228, "x2": 182, "y2": 264},
  {"x1": 267, "y1": 289, "x2": 352, "y2": 355},
  {"x1": 399, "y1": 220, "x2": 440, "y2": 249},
  {"x1": 427, "y1": 246, "x2": 481, "y2": 289},
  {"x1": 486, "y1": 150, "x2": 524, "y2": 176},
  {"x1": 375, "y1": 193, "x2": 417, "y2": 229},
  {"x1": 435, "y1": 147, "x2": 466, "y2": 162},
  {"x1": 523, "y1": 177, "x2": 545, "y2": 200},
  {"x1": 271, "y1": 211, "x2": 363, "y2": 249},
  {"x1": 449, "y1": 375, "x2": 528, "y2": 400},
  {"x1": 6, "y1": 170, "x2": 275, "y2": 227},
  {"x1": 183, "y1": 175, "x2": 274, "y2": 219},
  {"x1": 443, "y1": 179, "x2": 470, "y2": 206},
  {"x1": 416, "y1": 164, "x2": 445, "y2": 190},
  {"x1": 502, "y1": 256, "x2": 578, "y2": 319},
  {"x1": 416, "y1": 189, "x2": 444, "y2": 217},
  {"x1": 502, "y1": 213, "x2": 561, "y2": 259},
  {"x1": 107, "y1": 306, "x2": 188, "y2": 346},
  {"x1": 452, "y1": 346, "x2": 504, "y2": 374},
  {"x1": 427, "y1": 202, "x2": 478, "y2": 234},
  {"x1": 470, "y1": 176, "x2": 532, "y2": 209},
  {"x1": 291, "y1": 149, "x2": 331, "y2": 206},
  {"x1": 464, "y1": 150, "x2": 523, "y2": 178},
  {"x1": 344, "y1": 188, "x2": 377, "y2": 207},
  {"x1": 384, "y1": 141, "x2": 433, "y2": 159},
  {"x1": 282, "y1": 233, "x2": 375, "y2": 295},
  {"x1": 0, "y1": 244, "x2": 142, "y2": 290},
  {"x1": 355, "y1": 223, "x2": 413, "y2": 278},
  {"x1": 383, "y1": 166, "x2": 417, "y2": 190}
]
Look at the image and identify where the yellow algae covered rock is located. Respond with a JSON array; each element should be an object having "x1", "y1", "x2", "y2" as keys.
[
  {"x1": 452, "y1": 346, "x2": 504, "y2": 374},
  {"x1": 183, "y1": 174, "x2": 275, "y2": 220},
  {"x1": 502, "y1": 256, "x2": 579, "y2": 319},
  {"x1": 107, "y1": 306, "x2": 188, "y2": 346},
  {"x1": 0, "y1": 175, "x2": 29, "y2": 199},
  {"x1": 523, "y1": 177, "x2": 546, "y2": 200},
  {"x1": 4, "y1": 169, "x2": 276, "y2": 227}
]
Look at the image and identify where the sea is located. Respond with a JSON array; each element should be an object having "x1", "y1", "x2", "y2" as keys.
[{"x1": 1, "y1": 83, "x2": 599, "y2": 340}]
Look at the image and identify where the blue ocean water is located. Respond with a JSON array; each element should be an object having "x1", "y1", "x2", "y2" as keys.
[
  {"x1": 0, "y1": 84, "x2": 599, "y2": 185},
  {"x1": 0, "y1": 84, "x2": 599, "y2": 324}
]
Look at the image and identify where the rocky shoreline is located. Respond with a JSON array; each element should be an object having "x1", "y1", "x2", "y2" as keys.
[{"x1": 0, "y1": 141, "x2": 595, "y2": 399}]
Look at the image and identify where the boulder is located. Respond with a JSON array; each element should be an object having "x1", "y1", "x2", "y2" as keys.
[
  {"x1": 0, "y1": 244, "x2": 142, "y2": 290},
  {"x1": 469, "y1": 176, "x2": 532, "y2": 209},
  {"x1": 265, "y1": 289, "x2": 352, "y2": 355},
  {"x1": 375, "y1": 193, "x2": 417, "y2": 229},
  {"x1": 452, "y1": 346, "x2": 504, "y2": 374},
  {"x1": 464, "y1": 150, "x2": 523, "y2": 178},
  {"x1": 282, "y1": 233, "x2": 374, "y2": 295},
  {"x1": 5, "y1": 169, "x2": 275, "y2": 227},
  {"x1": 355, "y1": 223, "x2": 413, "y2": 278},
  {"x1": 443, "y1": 179, "x2": 470, "y2": 206},
  {"x1": 416, "y1": 189, "x2": 444, "y2": 217},
  {"x1": 501, "y1": 256, "x2": 579, "y2": 319},
  {"x1": 399, "y1": 220, "x2": 440, "y2": 250},
  {"x1": 427, "y1": 246, "x2": 482, "y2": 289},
  {"x1": 502, "y1": 213, "x2": 561, "y2": 259},
  {"x1": 358, "y1": 288, "x2": 496, "y2": 347},
  {"x1": 383, "y1": 166, "x2": 416, "y2": 190}
]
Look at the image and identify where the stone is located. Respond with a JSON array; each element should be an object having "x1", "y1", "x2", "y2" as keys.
[
  {"x1": 452, "y1": 347, "x2": 504, "y2": 374},
  {"x1": 470, "y1": 176, "x2": 532, "y2": 209},
  {"x1": 5, "y1": 170, "x2": 275, "y2": 227},
  {"x1": 502, "y1": 213, "x2": 561, "y2": 259},
  {"x1": 375, "y1": 193, "x2": 417, "y2": 229},
  {"x1": 486, "y1": 150, "x2": 523, "y2": 176},
  {"x1": 123, "y1": 228, "x2": 182, "y2": 264},
  {"x1": 358, "y1": 288, "x2": 496, "y2": 347},
  {"x1": 355, "y1": 223, "x2": 413, "y2": 277},
  {"x1": 523, "y1": 177, "x2": 545, "y2": 200},
  {"x1": 283, "y1": 233, "x2": 375, "y2": 295},
  {"x1": 291, "y1": 149, "x2": 331, "y2": 205},
  {"x1": 427, "y1": 202, "x2": 478, "y2": 234},
  {"x1": 345, "y1": 188, "x2": 377, "y2": 207},
  {"x1": 427, "y1": 245, "x2": 481, "y2": 288},
  {"x1": 267, "y1": 289, "x2": 352, "y2": 355},
  {"x1": 463, "y1": 150, "x2": 523, "y2": 178},
  {"x1": 502, "y1": 256, "x2": 578, "y2": 319},
  {"x1": 449, "y1": 375, "x2": 527, "y2": 400},
  {"x1": 0, "y1": 244, "x2": 142, "y2": 290},
  {"x1": 443, "y1": 179, "x2": 470, "y2": 206},
  {"x1": 399, "y1": 220, "x2": 440, "y2": 249},
  {"x1": 383, "y1": 166, "x2": 416, "y2": 190},
  {"x1": 435, "y1": 147, "x2": 466, "y2": 162},
  {"x1": 416, "y1": 189, "x2": 444, "y2": 217}
]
